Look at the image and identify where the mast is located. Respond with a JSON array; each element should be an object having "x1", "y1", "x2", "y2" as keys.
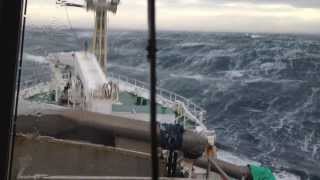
[
  {"x1": 87, "y1": 0, "x2": 119, "y2": 76},
  {"x1": 58, "y1": 0, "x2": 120, "y2": 76},
  {"x1": 92, "y1": 8, "x2": 107, "y2": 74}
]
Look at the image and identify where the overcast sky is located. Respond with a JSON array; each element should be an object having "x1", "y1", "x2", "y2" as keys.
[{"x1": 27, "y1": 0, "x2": 320, "y2": 34}]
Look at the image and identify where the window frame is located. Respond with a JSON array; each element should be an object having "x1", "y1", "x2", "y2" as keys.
[
  {"x1": 0, "y1": 0, "x2": 25, "y2": 180},
  {"x1": 1, "y1": 0, "x2": 160, "y2": 179}
]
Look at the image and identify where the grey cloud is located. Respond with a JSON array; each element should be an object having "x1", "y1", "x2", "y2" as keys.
[
  {"x1": 159, "y1": 0, "x2": 320, "y2": 8},
  {"x1": 226, "y1": 0, "x2": 320, "y2": 8}
]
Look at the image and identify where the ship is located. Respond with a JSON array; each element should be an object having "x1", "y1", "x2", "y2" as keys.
[{"x1": 11, "y1": 0, "x2": 276, "y2": 179}]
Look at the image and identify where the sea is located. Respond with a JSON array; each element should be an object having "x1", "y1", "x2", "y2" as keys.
[{"x1": 21, "y1": 25, "x2": 320, "y2": 180}]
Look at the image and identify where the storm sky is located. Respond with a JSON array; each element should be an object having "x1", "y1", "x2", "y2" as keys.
[{"x1": 27, "y1": 0, "x2": 320, "y2": 34}]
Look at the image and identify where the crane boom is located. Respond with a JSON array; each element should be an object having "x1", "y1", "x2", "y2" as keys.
[{"x1": 56, "y1": 0, "x2": 120, "y2": 76}]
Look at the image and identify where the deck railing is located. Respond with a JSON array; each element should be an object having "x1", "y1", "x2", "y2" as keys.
[
  {"x1": 109, "y1": 72, "x2": 207, "y2": 127},
  {"x1": 17, "y1": 70, "x2": 208, "y2": 129}
]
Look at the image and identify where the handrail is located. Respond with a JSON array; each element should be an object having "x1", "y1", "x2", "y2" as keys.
[
  {"x1": 18, "y1": 70, "x2": 208, "y2": 128},
  {"x1": 19, "y1": 82, "x2": 50, "y2": 99},
  {"x1": 108, "y1": 72, "x2": 207, "y2": 125}
]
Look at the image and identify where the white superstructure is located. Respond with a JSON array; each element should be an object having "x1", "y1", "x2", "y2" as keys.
[{"x1": 49, "y1": 0, "x2": 215, "y2": 144}]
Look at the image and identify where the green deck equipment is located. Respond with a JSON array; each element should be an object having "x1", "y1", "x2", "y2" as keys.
[{"x1": 249, "y1": 165, "x2": 276, "y2": 180}]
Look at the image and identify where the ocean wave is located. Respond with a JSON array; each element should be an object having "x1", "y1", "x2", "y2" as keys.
[
  {"x1": 24, "y1": 28, "x2": 320, "y2": 178},
  {"x1": 24, "y1": 53, "x2": 48, "y2": 64}
]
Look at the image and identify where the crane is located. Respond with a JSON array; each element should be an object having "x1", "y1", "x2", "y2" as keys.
[
  {"x1": 56, "y1": 0, "x2": 120, "y2": 75},
  {"x1": 50, "y1": 0, "x2": 120, "y2": 114}
]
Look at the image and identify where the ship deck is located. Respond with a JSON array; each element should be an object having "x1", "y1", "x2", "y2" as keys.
[{"x1": 27, "y1": 91, "x2": 174, "y2": 114}]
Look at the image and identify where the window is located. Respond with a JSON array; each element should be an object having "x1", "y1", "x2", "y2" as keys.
[{"x1": 4, "y1": 0, "x2": 320, "y2": 180}]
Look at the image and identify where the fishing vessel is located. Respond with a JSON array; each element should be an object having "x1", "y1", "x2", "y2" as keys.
[{"x1": 12, "y1": 0, "x2": 276, "y2": 179}]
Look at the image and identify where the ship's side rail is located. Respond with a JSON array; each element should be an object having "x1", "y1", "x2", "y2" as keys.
[
  {"x1": 108, "y1": 72, "x2": 207, "y2": 130},
  {"x1": 19, "y1": 82, "x2": 50, "y2": 99},
  {"x1": 18, "y1": 71, "x2": 52, "y2": 88}
]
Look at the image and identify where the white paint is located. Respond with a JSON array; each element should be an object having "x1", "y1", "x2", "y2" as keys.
[
  {"x1": 111, "y1": 112, "x2": 175, "y2": 123},
  {"x1": 74, "y1": 52, "x2": 108, "y2": 92},
  {"x1": 88, "y1": 98, "x2": 113, "y2": 114}
]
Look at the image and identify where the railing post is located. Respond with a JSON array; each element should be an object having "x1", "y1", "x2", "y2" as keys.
[
  {"x1": 110, "y1": 72, "x2": 207, "y2": 130},
  {"x1": 187, "y1": 99, "x2": 190, "y2": 108}
]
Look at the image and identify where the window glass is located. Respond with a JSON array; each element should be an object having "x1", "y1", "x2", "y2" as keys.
[
  {"x1": 12, "y1": 0, "x2": 320, "y2": 180},
  {"x1": 155, "y1": 0, "x2": 320, "y2": 179},
  {"x1": 11, "y1": 0, "x2": 160, "y2": 179}
]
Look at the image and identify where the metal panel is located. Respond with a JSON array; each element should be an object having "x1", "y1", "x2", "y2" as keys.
[{"x1": 0, "y1": 0, "x2": 24, "y2": 179}]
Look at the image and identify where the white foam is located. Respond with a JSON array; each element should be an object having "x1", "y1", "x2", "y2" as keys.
[
  {"x1": 260, "y1": 62, "x2": 286, "y2": 72},
  {"x1": 218, "y1": 150, "x2": 301, "y2": 180},
  {"x1": 178, "y1": 42, "x2": 209, "y2": 48},
  {"x1": 251, "y1": 34, "x2": 264, "y2": 39},
  {"x1": 218, "y1": 150, "x2": 260, "y2": 166},
  {"x1": 169, "y1": 73, "x2": 205, "y2": 81},
  {"x1": 24, "y1": 53, "x2": 48, "y2": 64},
  {"x1": 274, "y1": 171, "x2": 301, "y2": 180},
  {"x1": 225, "y1": 70, "x2": 243, "y2": 78}
]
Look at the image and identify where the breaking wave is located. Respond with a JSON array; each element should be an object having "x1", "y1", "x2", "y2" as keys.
[{"x1": 24, "y1": 26, "x2": 320, "y2": 179}]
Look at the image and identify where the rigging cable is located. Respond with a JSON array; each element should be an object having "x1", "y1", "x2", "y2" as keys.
[{"x1": 64, "y1": 6, "x2": 82, "y2": 48}]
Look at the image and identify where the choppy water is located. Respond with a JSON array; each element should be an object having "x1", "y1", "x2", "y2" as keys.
[{"x1": 21, "y1": 26, "x2": 320, "y2": 179}]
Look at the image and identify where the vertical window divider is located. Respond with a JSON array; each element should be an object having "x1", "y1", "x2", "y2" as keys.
[{"x1": 147, "y1": 0, "x2": 158, "y2": 179}]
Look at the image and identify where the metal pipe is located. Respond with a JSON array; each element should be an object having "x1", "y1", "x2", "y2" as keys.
[
  {"x1": 17, "y1": 109, "x2": 207, "y2": 159},
  {"x1": 208, "y1": 158, "x2": 230, "y2": 180},
  {"x1": 194, "y1": 158, "x2": 252, "y2": 180},
  {"x1": 18, "y1": 175, "x2": 184, "y2": 180}
]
